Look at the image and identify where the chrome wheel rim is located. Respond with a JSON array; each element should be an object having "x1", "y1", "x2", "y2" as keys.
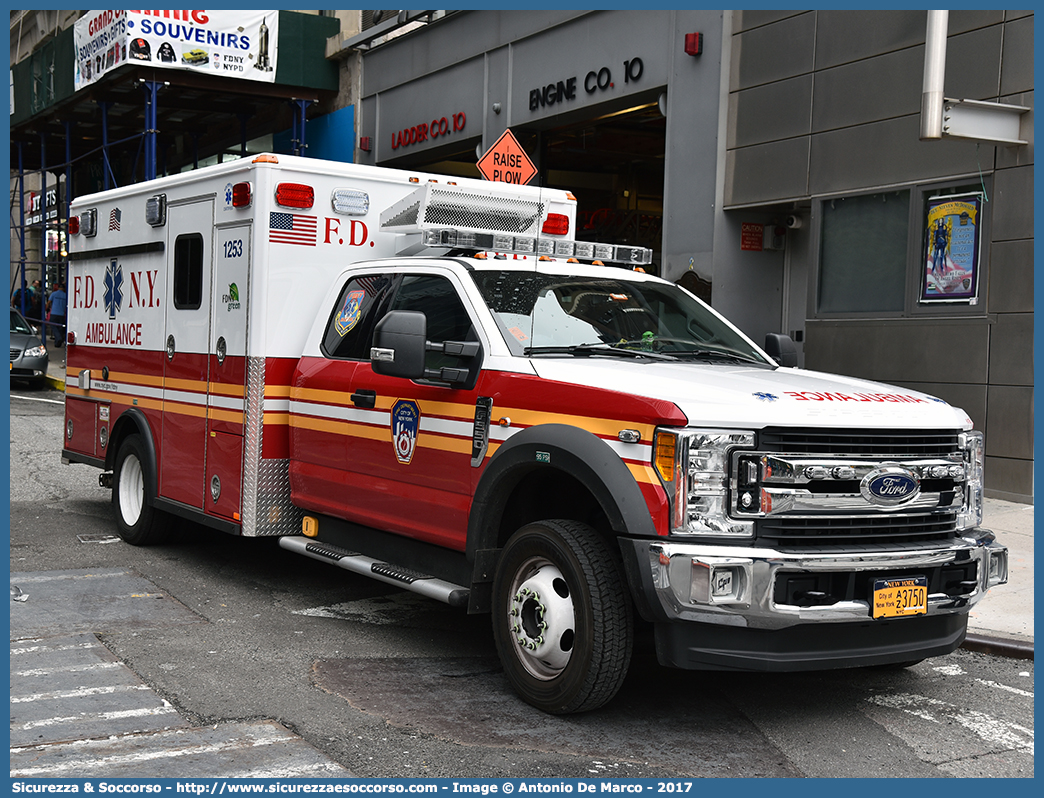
[
  {"x1": 118, "y1": 453, "x2": 144, "y2": 526},
  {"x1": 507, "y1": 557, "x2": 576, "y2": 680}
]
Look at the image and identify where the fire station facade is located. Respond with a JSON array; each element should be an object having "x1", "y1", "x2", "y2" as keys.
[
  {"x1": 11, "y1": 10, "x2": 1032, "y2": 502},
  {"x1": 341, "y1": 9, "x2": 1033, "y2": 503}
]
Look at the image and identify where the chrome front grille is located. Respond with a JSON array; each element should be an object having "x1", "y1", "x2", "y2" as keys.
[
  {"x1": 758, "y1": 428, "x2": 961, "y2": 458},
  {"x1": 759, "y1": 512, "x2": 958, "y2": 546},
  {"x1": 741, "y1": 428, "x2": 965, "y2": 548}
]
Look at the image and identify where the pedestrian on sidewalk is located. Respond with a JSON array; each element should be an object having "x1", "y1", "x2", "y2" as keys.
[{"x1": 47, "y1": 282, "x2": 67, "y2": 347}]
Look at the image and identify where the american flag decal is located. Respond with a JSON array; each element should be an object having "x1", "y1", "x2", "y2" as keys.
[
  {"x1": 109, "y1": 207, "x2": 122, "y2": 231},
  {"x1": 269, "y1": 211, "x2": 317, "y2": 246}
]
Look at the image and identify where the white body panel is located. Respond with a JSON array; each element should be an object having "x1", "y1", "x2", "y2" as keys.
[
  {"x1": 530, "y1": 360, "x2": 973, "y2": 430},
  {"x1": 68, "y1": 154, "x2": 580, "y2": 362}
]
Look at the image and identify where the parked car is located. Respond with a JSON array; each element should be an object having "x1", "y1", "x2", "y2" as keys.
[{"x1": 10, "y1": 307, "x2": 48, "y2": 383}]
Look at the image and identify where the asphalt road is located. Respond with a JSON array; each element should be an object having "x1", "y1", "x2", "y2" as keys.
[{"x1": 8, "y1": 384, "x2": 1035, "y2": 779}]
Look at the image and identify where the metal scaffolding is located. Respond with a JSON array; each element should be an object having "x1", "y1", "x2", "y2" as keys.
[{"x1": 10, "y1": 84, "x2": 317, "y2": 348}]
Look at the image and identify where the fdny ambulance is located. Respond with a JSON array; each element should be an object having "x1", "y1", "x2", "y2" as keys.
[{"x1": 62, "y1": 154, "x2": 1008, "y2": 714}]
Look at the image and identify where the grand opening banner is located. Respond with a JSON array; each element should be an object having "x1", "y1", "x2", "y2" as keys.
[{"x1": 74, "y1": 10, "x2": 279, "y2": 90}]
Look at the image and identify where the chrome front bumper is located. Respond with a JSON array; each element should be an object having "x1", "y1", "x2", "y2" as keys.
[{"x1": 625, "y1": 530, "x2": 1008, "y2": 631}]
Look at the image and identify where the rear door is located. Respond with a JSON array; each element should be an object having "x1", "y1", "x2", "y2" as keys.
[
  {"x1": 159, "y1": 199, "x2": 214, "y2": 508},
  {"x1": 205, "y1": 223, "x2": 251, "y2": 521}
]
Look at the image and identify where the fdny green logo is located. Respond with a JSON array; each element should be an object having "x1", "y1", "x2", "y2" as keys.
[{"x1": 223, "y1": 283, "x2": 241, "y2": 312}]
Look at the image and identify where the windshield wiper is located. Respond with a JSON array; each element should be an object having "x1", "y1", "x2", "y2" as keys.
[
  {"x1": 669, "y1": 348, "x2": 766, "y2": 365},
  {"x1": 523, "y1": 344, "x2": 678, "y2": 361}
]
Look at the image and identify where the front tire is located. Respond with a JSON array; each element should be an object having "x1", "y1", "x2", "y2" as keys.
[
  {"x1": 112, "y1": 434, "x2": 173, "y2": 545},
  {"x1": 492, "y1": 520, "x2": 633, "y2": 714}
]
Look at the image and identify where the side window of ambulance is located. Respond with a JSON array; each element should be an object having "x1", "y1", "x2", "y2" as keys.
[
  {"x1": 389, "y1": 275, "x2": 475, "y2": 372},
  {"x1": 321, "y1": 274, "x2": 395, "y2": 359},
  {"x1": 173, "y1": 234, "x2": 203, "y2": 309}
]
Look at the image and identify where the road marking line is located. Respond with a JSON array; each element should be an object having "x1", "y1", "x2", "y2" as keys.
[
  {"x1": 12, "y1": 683, "x2": 151, "y2": 703},
  {"x1": 869, "y1": 692, "x2": 1034, "y2": 754},
  {"x1": 11, "y1": 641, "x2": 101, "y2": 656},
  {"x1": 13, "y1": 661, "x2": 122, "y2": 677},
  {"x1": 975, "y1": 678, "x2": 1034, "y2": 698},
  {"x1": 14, "y1": 703, "x2": 178, "y2": 731},
  {"x1": 11, "y1": 730, "x2": 299, "y2": 777},
  {"x1": 12, "y1": 571, "x2": 132, "y2": 584},
  {"x1": 9, "y1": 393, "x2": 64, "y2": 405}
]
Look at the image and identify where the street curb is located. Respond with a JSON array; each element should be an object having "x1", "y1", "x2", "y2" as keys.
[
  {"x1": 44, "y1": 373, "x2": 65, "y2": 392},
  {"x1": 962, "y1": 633, "x2": 1034, "y2": 660}
]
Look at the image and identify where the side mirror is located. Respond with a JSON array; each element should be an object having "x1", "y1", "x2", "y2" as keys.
[
  {"x1": 371, "y1": 310, "x2": 427, "y2": 380},
  {"x1": 370, "y1": 310, "x2": 484, "y2": 387},
  {"x1": 764, "y1": 333, "x2": 798, "y2": 368}
]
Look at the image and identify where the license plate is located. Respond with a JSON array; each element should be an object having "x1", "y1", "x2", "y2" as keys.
[{"x1": 872, "y1": 576, "x2": 928, "y2": 619}]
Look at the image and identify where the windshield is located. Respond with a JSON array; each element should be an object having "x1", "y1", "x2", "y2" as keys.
[
  {"x1": 470, "y1": 270, "x2": 771, "y2": 365},
  {"x1": 10, "y1": 309, "x2": 33, "y2": 335}
]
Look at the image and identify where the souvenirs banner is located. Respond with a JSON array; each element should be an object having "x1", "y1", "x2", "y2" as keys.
[
  {"x1": 74, "y1": 10, "x2": 279, "y2": 90},
  {"x1": 921, "y1": 193, "x2": 983, "y2": 304}
]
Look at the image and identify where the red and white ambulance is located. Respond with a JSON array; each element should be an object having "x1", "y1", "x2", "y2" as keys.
[{"x1": 62, "y1": 154, "x2": 1007, "y2": 713}]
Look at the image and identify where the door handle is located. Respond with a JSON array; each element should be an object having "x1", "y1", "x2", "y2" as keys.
[{"x1": 351, "y1": 389, "x2": 376, "y2": 409}]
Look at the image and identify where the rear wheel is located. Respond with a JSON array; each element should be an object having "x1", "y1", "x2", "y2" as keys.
[
  {"x1": 112, "y1": 434, "x2": 173, "y2": 545},
  {"x1": 492, "y1": 519, "x2": 633, "y2": 714}
]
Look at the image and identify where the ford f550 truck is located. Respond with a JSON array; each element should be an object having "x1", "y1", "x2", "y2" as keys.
[{"x1": 61, "y1": 154, "x2": 1008, "y2": 713}]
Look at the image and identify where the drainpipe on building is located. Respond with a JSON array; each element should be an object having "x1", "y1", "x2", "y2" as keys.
[{"x1": 919, "y1": 10, "x2": 948, "y2": 141}]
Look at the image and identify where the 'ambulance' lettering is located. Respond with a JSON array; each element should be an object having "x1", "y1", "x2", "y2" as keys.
[
  {"x1": 83, "y1": 322, "x2": 143, "y2": 347},
  {"x1": 784, "y1": 391, "x2": 928, "y2": 404}
]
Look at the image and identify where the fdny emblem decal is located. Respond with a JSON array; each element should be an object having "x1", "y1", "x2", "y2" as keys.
[
  {"x1": 392, "y1": 399, "x2": 420, "y2": 465},
  {"x1": 753, "y1": 392, "x2": 778, "y2": 402},
  {"x1": 335, "y1": 290, "x2": 366, "y2": 337},
  {"x1": 860, "y1": 466, "x2": 920, "y2": 506}
]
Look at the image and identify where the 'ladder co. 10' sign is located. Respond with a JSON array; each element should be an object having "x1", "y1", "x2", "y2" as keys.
[{"x1": 477, "y1": 129, "x2": 537, "y2": 185}]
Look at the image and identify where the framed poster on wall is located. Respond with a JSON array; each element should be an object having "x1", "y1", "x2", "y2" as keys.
[{"x1": 921, "y1": 193, "x2": 983, "y2": 304}]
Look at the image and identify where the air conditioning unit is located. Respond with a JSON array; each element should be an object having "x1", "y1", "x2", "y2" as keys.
[{"x1": 362, "y1": 10, "x2": 400, "y2": 30}]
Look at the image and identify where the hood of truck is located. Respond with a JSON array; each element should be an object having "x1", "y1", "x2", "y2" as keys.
[{"x1": 529, "y1": 359, "x2": 974, "y2": 430}]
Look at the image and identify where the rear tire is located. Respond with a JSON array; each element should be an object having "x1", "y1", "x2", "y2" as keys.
[
  {"x1": 492, "y1": 519, "x2": 633, "y2": 714},
  {"x1": 112, "y1": 434, "x2": 173, "y2": 545}
]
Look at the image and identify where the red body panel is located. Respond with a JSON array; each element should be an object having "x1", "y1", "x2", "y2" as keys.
[
  {"x1": 65, "y1": 396, "x2": 99, "y2": 458},
  {"x1": 159, "y1": 350, "x2": 209, "y2": 508},
  {"x1": 289, "y1": 357, "x2": 683, "y2": 549}
]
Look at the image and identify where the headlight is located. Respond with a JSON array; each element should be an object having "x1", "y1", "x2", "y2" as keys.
[
  {"x1": 24, "y1": 344, "x2": 47, "y2": 358},
  {"x1": 654, "y1": 428, "x2": 755, "y2": 536},
  {"x1": 957, "y1": 430, "x2": 984, "y2": 530}
]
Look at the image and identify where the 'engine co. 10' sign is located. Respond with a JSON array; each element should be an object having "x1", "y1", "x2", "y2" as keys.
[{"x1": 529, "y1": 58, "x2": 644, "y2": 112}]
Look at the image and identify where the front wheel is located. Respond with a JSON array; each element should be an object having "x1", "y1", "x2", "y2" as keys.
[
  {"x1": 491, "y1": 520, "x2": 633, "y2": 714},
  {"x1": 112, "y1": 434, "x2": 174, "y2": 545}
]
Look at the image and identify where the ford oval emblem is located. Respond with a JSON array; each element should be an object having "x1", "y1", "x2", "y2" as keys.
[{"x1": 860, "y1": 466, "x2": 920, "y2": 506}]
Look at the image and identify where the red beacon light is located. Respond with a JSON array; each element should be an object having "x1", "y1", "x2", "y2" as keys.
[
  {"x1": 275, "y1": 182, "x2": 314, "y2": 209},
  {"x1": 232, "y1": 182, "x2": 252, "y2": 208},
  {"x1": 68, "y1": 215, "x2": 80, "y2": 235},
  {"x1": 541, "y1": 213, "x2": 570, "y2": 236}
]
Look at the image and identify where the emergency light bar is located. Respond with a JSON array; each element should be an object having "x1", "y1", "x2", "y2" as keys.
[
  {"x1": 380, "y1": 183, "x2": 653, "y2": 266},
  {"x1": 414, "y1": 228, "x2": 653, "y2": 266}
]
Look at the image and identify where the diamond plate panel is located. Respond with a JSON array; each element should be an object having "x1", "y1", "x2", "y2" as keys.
[{"x1": 241, "y1": 357, "x2": 302, "y2": 537}]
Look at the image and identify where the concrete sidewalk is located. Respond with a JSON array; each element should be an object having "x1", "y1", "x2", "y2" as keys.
[
  {"x1": 42, "y1": 356, "x2": 1033, "y2": 657},
  {"x1": 964, "y1": 497, "x2": 1034, "y2": 658}
]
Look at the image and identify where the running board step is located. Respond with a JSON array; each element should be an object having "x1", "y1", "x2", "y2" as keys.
[{"x1": 279, "y1": 536, "x2": 470, "y2": 608}]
